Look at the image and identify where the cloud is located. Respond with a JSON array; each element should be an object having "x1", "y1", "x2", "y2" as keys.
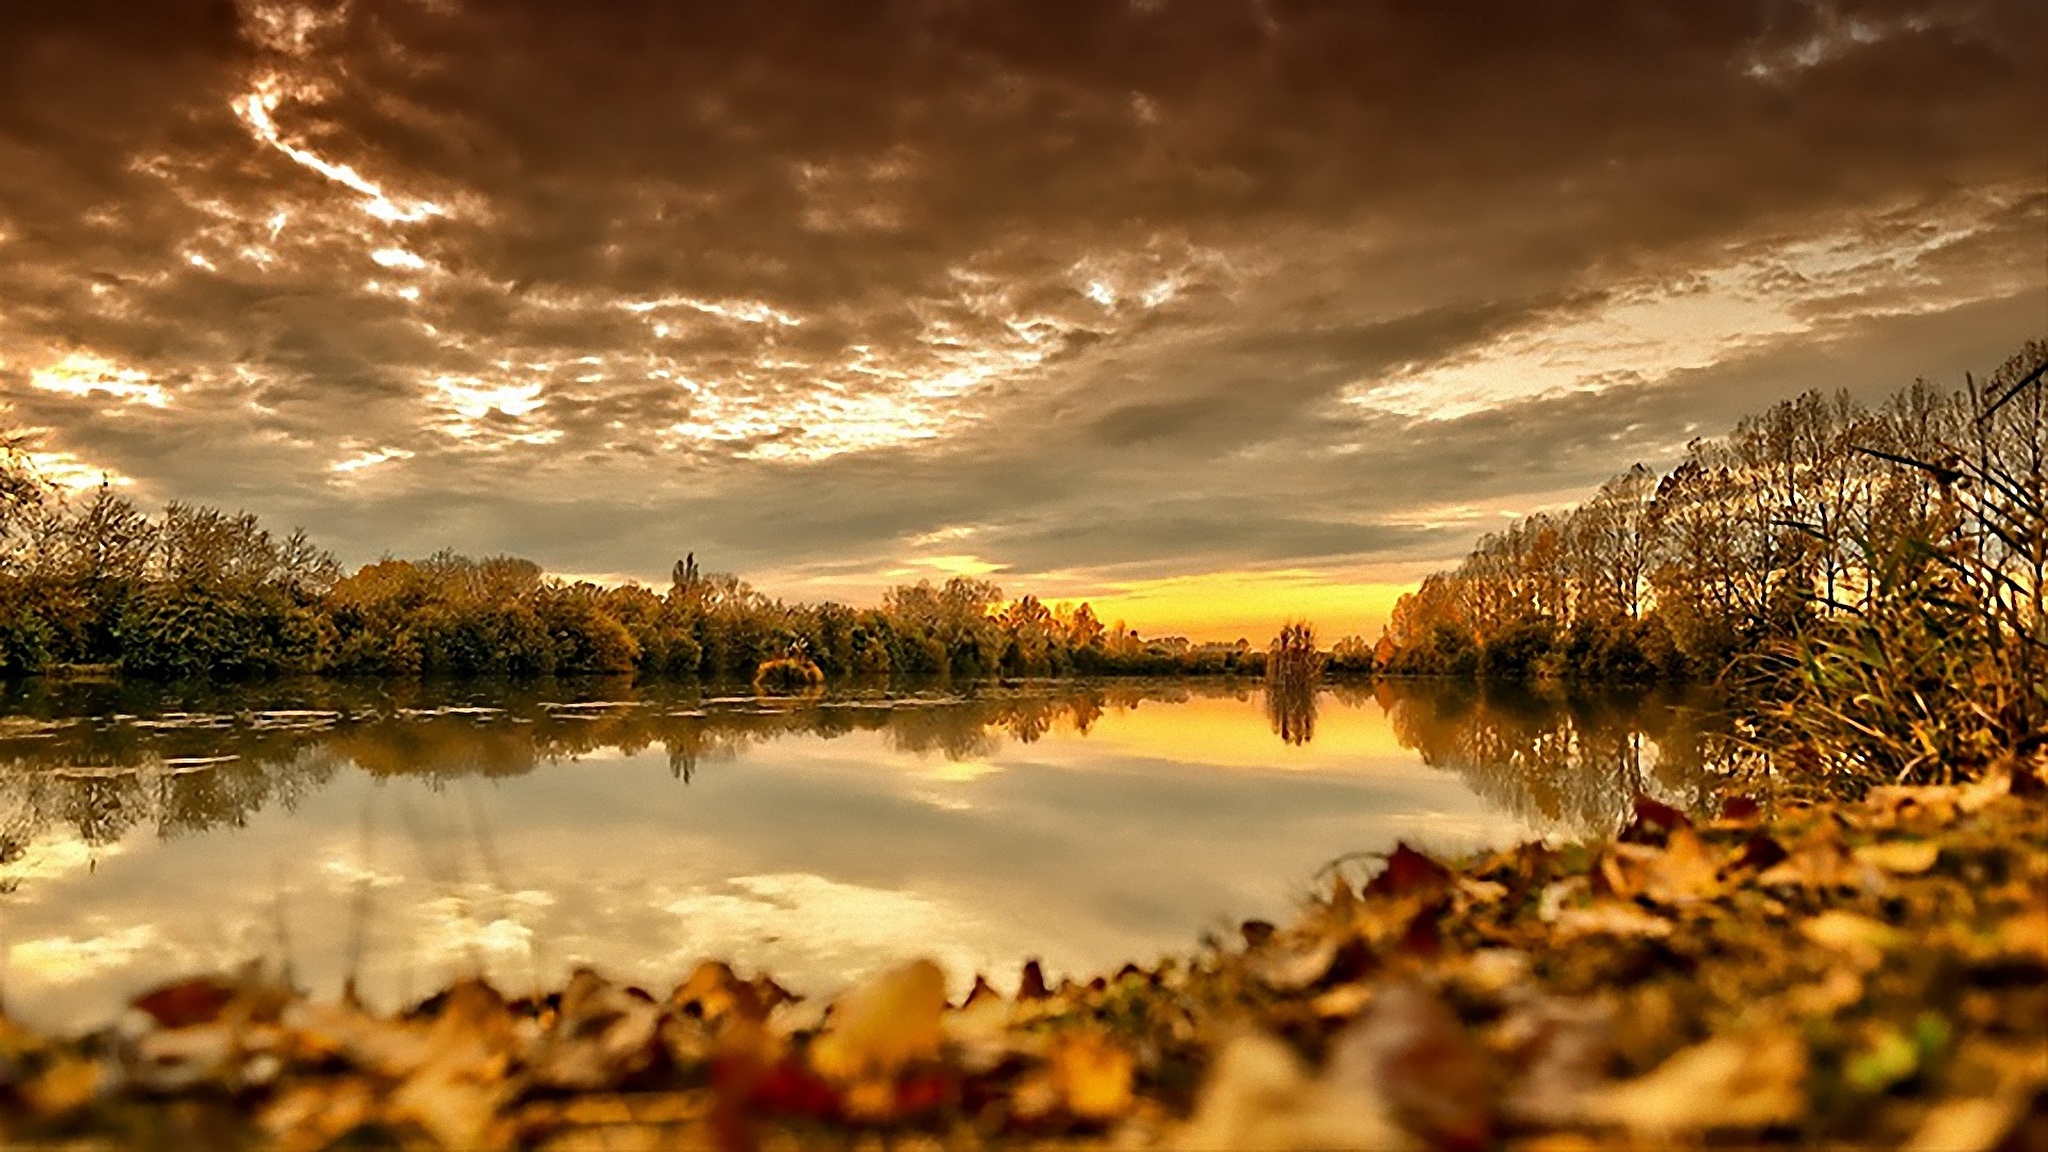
[{"x1": 0, "y1": 0, "x2": 2038, "y2": 609}]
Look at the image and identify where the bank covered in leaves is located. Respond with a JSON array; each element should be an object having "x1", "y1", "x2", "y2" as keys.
[{"x1": 1, "y1": 764, "x2": 2043, "y2": 1150}]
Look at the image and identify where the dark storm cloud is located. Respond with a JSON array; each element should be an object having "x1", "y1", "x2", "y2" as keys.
[{"x1": 0, "y1": 0, "x2": 2040, "y2": 589}]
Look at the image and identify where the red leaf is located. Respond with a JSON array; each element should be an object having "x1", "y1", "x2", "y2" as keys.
[
  {"x1": 1366, "y1": 843, "x2": 1453, "y2": 899},
  {"x1": 1620, "y1": 794, "x2": 1692, "y2": 843},
  {"x1": 132, "y1": 978, "x2": 237, "y2": 1029},
  {"x1": 1720, "y1": 796, "x2": 1762, "y2": 821},
  {"x1": 1733, "y1": 833, "x2": 1790, "y2": 873}
]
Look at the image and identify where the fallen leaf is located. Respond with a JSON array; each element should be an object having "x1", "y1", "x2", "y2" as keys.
[
  {"x1": 129, "y1": 1023, "x2": 235, "y2": 1093},
  {"x1": 1988, "y1": 908, "x2": 2048, "y2": 964},
  {"x1": 1758, "y1": 829, "x2": 1885, "y2": 892},
  {"x1": 1330, "y1": 980, "x2": 1493, "y2": 1150},
  {"x1": 389, "y1": 1068, "x2": 509, "y2": 1151},
  {"x1": 1641, "y1": 827, "x2": 1723, "y2": 906},
  {"x1": 132, "y1": 977, "x2": 239, "y2": 1029},
  {"x1": 1785, "y1": 967, "x2": 1865, "y2": 1018},
  {"x1": 1497, "y1": 997, "x2": 1613, "y2": 1127},
  {"x1": 23, "y1": 1054, "x2": 105, "y2": 1120},
  {"x1": 1048, "y1": 1030, "x2": 1135, "y2": 1121},
  {"x1": 1366, "y1": 843, "x2": 1453, "y2": 899},
  {"x1": 1553, "y1": 902, "x2": 1672, "y2": 939},
  {"x1": 528, "y1": 968, "x2": 664, "y2": 1091},
  {"x1": 1589, "y1": 1029, "x2": 1806, "y2": 1136},
  {"x1": 1905, "y1": 1094, "x2": 2030, "y2": 1152},
  {"x1": 1619, "y1": 794, "x2": 1691, "y2": 844},
  {"x1": 1855, "y1": 839, "x2": 1941, "y2": 874},
  {"x1": 1175, "y1": 1032, "x2": 1412, "y2": 1152},
  {"x1": 807, "y1": 959, "x2": 947, "y2": 1088},
  {"x1": 1801, "y1": 911, "x2": 1902, "y2": 971},
  {"x1": 261, "y1": 1077, "x2": 378, "y2": 1152}
]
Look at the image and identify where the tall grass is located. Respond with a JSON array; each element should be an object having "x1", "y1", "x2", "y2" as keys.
[{"x1": 1766, "y1": 348, "x2": 2046, "y2": 787}]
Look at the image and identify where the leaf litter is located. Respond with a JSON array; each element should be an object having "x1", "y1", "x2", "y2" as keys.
[{"x1": 0, "y1": 763, "x2": 2041, "y2": 1150}]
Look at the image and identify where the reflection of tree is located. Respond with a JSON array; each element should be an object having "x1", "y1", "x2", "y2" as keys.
[
  {"x1": 1379, "y1": 680, "x2": 1734, "y2": 837},
  {"x1": 1264, "y1": 681, "x2": 1317, "y2": 746},
  {"x1": 0, "y1": 681, "x2": 1257, "y2": 847}
]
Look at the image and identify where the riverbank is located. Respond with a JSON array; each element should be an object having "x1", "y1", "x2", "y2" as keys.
[{"x1": 0, "y1": 757, "x2": 2040, "y2": 1150}]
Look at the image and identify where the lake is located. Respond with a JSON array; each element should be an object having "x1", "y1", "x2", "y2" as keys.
[{"x1": 0, "y1": 677, "x2": 1734, "y2": 1030}]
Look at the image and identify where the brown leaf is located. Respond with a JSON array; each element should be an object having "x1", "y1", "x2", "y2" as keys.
[
  {"x1": 284, "y1": 1001, "x2": 431, "y2": 1080},
  {"x1": 132, "y1": 977, "x2": 239, "y2": 1029},
  {"x1": 1619, "y1": 794, "x2": 1691, "y2": 844},
  {"x1": 1727, "y1": 832, "x2": 1790, "y2": 874},
  {"x1": 1017, "y1": 958, "x2": 1050, "y2": 1001},
  {"x1": 1719, "y1": 796, "x2": 1763, "y2": 823},
  {"x1": 1588, "y1": 1029, "x2": 1807, "y2": 1136},
  {"x1": 1497, "y1": 997, "x2": 1613, "y2": 1127},
  {"x1": 417, "y1": 979, "x2": 519, "y2": 1083},
  {"x1": 389, "y1": 1068, "x2": 510, "y2": 1151},
  {"x1": 960, "y1": 973, "x2": 1001, "y2": 1008},
  {"x1": 528, "y1": 968, "x2": 665, "y2": 1092},
  {"x1": 1175, "y1": 1032, "x2": 1412, "y2": 1152},
  {"x1": 1330, "y1": 980, "x2": 1494, "y2": 1150},
  {"x1": 666, "y1": 961, "x2": 748, "y2": 1025},
  {"x1": 1366, "y1": 843, "x2": 1454, "y2": 900},
  {"x1": 261, "y1": 1077, "x2": 378, "y2": 1152},
  {"x1": 1758, "y1": 828, "x2": 1885, "y2": 893}
]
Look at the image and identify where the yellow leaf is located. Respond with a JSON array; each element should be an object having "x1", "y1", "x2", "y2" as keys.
[
  {"x1": 1854, "y1": 840, "x2": 1940, "y2": 875},
  {"x1": 1905, "y1": 1095, "x2": 2030, "y2": 1152},
  {"x1": 1590, "y1": 1030, "x2": 1806, "y2": 1136},
  {"x1": 1801, "y1": 911, "x2": 1902, "y2": 970},
  {"x1": 1553, "y1": 902, "x2": 1672, "y2": 939},
  {"x1": 24, "y1": 1054, "x2": 104, "y2": 1120},
  {"x1": 1642, "y1": 828, "x2": 1723, "y2": 905},
  {"x1": 808, "y1": 959, "x2": 947, "y2": 1084},
  {"x1": 1051, "y1": 1030, "x2": 1135, "y2": 1121}
]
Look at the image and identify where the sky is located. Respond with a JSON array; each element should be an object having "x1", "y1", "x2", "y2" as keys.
[{"x1": 0, "y1": 0, "x2": 2041, "y2": 641}]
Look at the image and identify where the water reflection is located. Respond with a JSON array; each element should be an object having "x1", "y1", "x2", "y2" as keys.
[
  {"x1": 1368, "y1": 680, "x2": 1740, "y2": 833},
  {"x1": 0, "y1": 677, "x2": 1740, "y2": 1030},
  {"x1": 0, "y1": 679, "x2": 1733, "y2": 851},
  {"x1": 1265, "y1": 679, "x2": 1318, "y2": 747}
]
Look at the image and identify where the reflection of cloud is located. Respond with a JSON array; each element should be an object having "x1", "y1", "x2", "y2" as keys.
[
  {"x1": 664, "y1": 874, "x2": 991, "y2": 993},
  {"x1": 0, "y1": 835, "x2": 121, "y2": 886},
  {"x1": 417, "y1": 893, "x2": 544, "y2": 966},
  {"x1": 11, "y1": 925, "x2": 157, "y2": 984}
]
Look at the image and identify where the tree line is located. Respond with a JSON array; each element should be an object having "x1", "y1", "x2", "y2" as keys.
[
  {"x1": 1373, "y1": 341, "x2": 2046, "y2": 711},
  {"x1": 0, "y1": 466, "x2": 1265, "y2": 682}
]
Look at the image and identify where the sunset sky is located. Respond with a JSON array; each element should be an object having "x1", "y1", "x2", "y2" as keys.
[{"x1": 0, "y1": 1, "x2": 2040, "y2": 640}]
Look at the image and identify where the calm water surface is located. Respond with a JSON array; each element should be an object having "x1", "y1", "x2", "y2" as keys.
[{"x1": 0, "y1": 678, "x2": 1732, "y2": 1029}]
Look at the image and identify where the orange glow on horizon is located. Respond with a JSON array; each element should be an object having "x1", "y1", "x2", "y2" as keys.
[
  {"x1": 1066, "y1": 570, "x2": 1414, "y2": 645},
  {"x1": 1049, "y1": 691, "x2": 1412, "y2": 768},
  {"x1": 768, "y1": 563, "x2": 1421, "y2": 646}
]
